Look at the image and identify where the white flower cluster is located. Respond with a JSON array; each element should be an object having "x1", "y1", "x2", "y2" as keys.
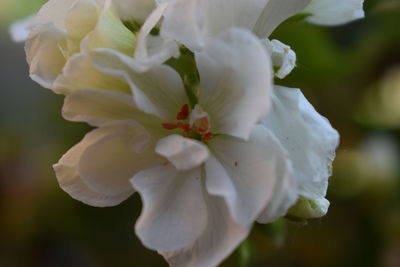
[{"x1": 11, "y1": 0, "x2": 364, "y2": 266}]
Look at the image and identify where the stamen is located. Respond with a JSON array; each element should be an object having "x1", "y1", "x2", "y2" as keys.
[
  {"x1": 202, "y1": 132, "x2": 214, "y2": 142},
  {"x1": 162, "y1": 104, "x2": 215, "y2": 142},
  {"x1": 176, "y1": 122, "x2": 191, "y2": 132},
  {"x1": 176, "y1": 104, "x2": 190, "y2": 120},
  {"x1": 162, "y1": 123, "x2": 178, "y2": 130}
]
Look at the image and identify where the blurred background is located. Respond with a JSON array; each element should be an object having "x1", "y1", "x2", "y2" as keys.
[{"x1": 1, "y1": 0, "x2": 400, "y2": 266}]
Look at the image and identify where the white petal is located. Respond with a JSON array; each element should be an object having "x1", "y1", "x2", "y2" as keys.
[
  {"x1": 160, "y1": 0, "x2": 268, "y2": 51},
  {"x1": 90, "y1": 48, "x2": 188, "y2": 120},
  {"x1": 304, "y1": 0, "x2": 365, "y2": 26},
  {"x1": 30, "y1": 0, "x2": 76, "y2": 29},
  {"x1": 135, "y1": 35, "x2": 179, "y2": 71},
  {"x1": 264, "y1": 39, "x2": 297, "y2": 79},
  {"x1": 206, "y1": 125, "x2": 296, "y2": 227},
  {"x1": 160, "y1": 0, "x2": 311, "y2": 50},
  {"x1": 262, "y1": 86, "x2": 339, "y2": 199},
  {"x1": 156, "y1": 135, "x2": 210, "y2": 171},
  {"x1": 65, "y1": 0, "x2": 99, "y2": 42},
  {"x1": 135, "y1": 3, "x2": 180, "y2": 70},
  {"x1": 25, "y1": 23, "x2": 67, "y2": 89},
  {"x1": 257, "y1": 157, "x2": 298, "y2": 223},
  {"x1": 62, "y1": 88, "x2": 162, "y2": 129},
  {"x1": 53, "y1": 126, "x2": 132, "y2": 206},
  {"x1": 252, "y1": 0, "x2": 311, "y2": 37},
  {"x1": 131, "y1": 166, "x2": 207, "y2": 251},
  {"x1": 135, "y1": 2, "x2": 168, "y2": 59},
  {"x1": 196, "y1": 28, "x2": 273, "y2": 140},
  {"x1": 160, "y1": 193, "x2": 249, "y2": 267},
  {"x1": 53, "y1": 53, "x2": 131, "y2": 94},
  {"x1": 9, "y1": 15, "x2": 34, "y2": 42},
  {"x1": 160, "y1": 0, "x2": 206, "y2": 51},
  {"x1": 78, "y1": 123, "x2": 161, "y2": 196}
]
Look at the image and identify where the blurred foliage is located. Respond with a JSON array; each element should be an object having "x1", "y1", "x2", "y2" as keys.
[{"x1": 1, "y1": 0, "x2": 400, "y2": 266}]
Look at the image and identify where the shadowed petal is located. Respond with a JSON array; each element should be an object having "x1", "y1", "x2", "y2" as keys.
[
  {"x1": 25, "y1": 23, "x2": 67, "y2": 89},
  {"x1": 54, "y1": 123, "x2": 158, "y2": 206},
  {"x1": 62, "y1": 88, "x2": 161, "y2": 130},
  {"x1": 91, "y1": 48, "x2": 188, "y2": 120},
  {"x1": 160, "y1": 191, "x2": 249, "y2": 267},
  {"x1": 53, "y1": 53, "x2": 131, "y2": 94},
  {"x1": 135, "y1": 3, "x2": 180, "y2": 71},
  {"x1": 78, "y1": 123, "x2": 161, "y2": 197}
]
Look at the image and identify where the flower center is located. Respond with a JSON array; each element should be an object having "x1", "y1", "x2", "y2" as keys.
[{"x1": 161, "y1": 104, "x2": 214, "y2": 142}]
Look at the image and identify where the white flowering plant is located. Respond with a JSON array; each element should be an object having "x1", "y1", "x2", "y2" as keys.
[{"x1": 10, "y1": 0, "x2": 364, "y2": 266}]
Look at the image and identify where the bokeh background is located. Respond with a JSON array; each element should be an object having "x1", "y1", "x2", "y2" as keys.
[{"x1": 1, "y1": 0, "x2": 400, "y2": 266}]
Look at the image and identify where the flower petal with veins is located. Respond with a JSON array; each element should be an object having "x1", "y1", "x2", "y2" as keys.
[
  {"x1": 131, "y1": 165, "x2": 207, "y2": 251},
  {"x1": 196, "y1": 28, "x2": 272, "y2": 140}
]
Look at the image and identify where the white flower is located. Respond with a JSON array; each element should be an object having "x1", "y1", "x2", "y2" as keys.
[
  {"x1": 18, "y1": 0, "x2": 177, "y2": 92},
  {"x1": 151, "y1": 0, "x2": 341, "y2": 216},
  {"x1": 261, "y1": 86, "x2": 339, "y2": 218},
  {"x1": 55, "y1": 28, "x2": 298, "y2": 266},
  {"x1": 14, "y1": 0, "x2": 344, "y2": 263}
]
